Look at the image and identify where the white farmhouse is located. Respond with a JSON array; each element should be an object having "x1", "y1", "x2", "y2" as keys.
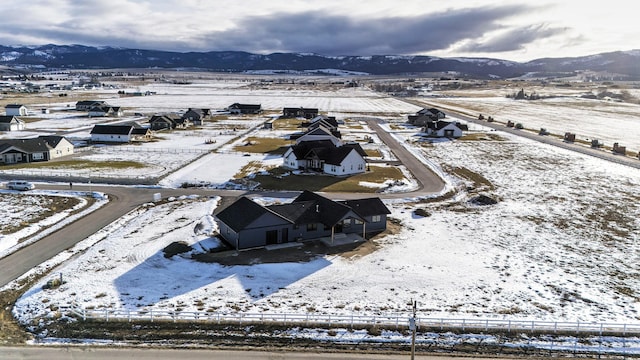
[
  {"x1": 283, "y1": 140, "x2": 367, "y2": 176},
  {"x1": 0, "y1": 116, "x2": 25, "y2": 131},
  {"x1": 425, "y1": 121, "x2": 464, "y2": 138},
  {"x1": 90, "y1": 124, "x2": 134, "y2": 143}
]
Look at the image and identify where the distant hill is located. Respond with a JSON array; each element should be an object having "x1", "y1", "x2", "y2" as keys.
[{"x1": 1, "y1": 44, "x2": 639, "y2": 79}]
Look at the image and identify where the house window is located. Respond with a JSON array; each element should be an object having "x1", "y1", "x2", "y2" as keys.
[
  {"x1": 331, "y1": 165, "x2": 336, "y2": 172},
  {"x1": 372, "y1": 215, "x2": 382, "y2": 222},
  {"x1": 307, "y1": 223, "x2": 317, "y2": 231},
  {"x1": 32, "y1": 153, "x2": 44, "y2": 160},
  {"x1": 343, "y1": 218, "x2": 351, "y2": 226},
  {"x1": 355, "y1": 219, "x2": 363, "y2": 225}
]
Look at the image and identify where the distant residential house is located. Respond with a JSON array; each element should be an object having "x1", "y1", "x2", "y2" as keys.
[
  {"x1": 424, "y1": 120, "x2": 464, "y2": 138},
  {"x1": 182, "y1": 108, "x2": 210, "y2": 125},
  {"x1": 282, "y1": 107, "x2": 319, "y2": 119},
  {"x1": 294, "y1": 126, "x2": 343, "y2": 146},
  {"x1": 408, "y1": 107, "x2": 446, "y2": 126},
  {"x1": 149, "y1": 114, "x2": 183, "y2": 131},
  {"x1": 0, "y1": 116, "x2": 25, "y2": 131},
  {"x1": 76, "y1": 100, "x2": 107, "y2": 111},
  {"x1": 88, "y1": 106, "x2": 122, "y2": 117},
  {"x1": 418, "y1": 107, "x2": 446, "y2": 119},
  {"x1": 214, "y1": 190, "x2": 391, "y2": 250},
  {"x1": 227, "y1": 103, "x2": 262, "y2": 114},
  {"x1": 0, "y1": 136, "x2": 74, "y2": 165},
  {"x1": 131, "y1": 127, "x2": 153, "y2": 141},
  {"x1": 5, "y1": 104, "x2": 28, "y2": 116},
  {"x1": 90, "y1": 124, "x2": 141, "y2": 143},
  {"x1": 308, "y1": 115, "x2": 338, "y2": 129}
]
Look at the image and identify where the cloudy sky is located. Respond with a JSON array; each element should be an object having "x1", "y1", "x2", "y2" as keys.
[{"x1": 0, "y1": 0, "x2": 636, "y2": 62}]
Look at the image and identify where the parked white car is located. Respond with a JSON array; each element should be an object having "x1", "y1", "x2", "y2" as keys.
[{"x1": 6, "y1": 181, "x2": 35, "y2": 191}]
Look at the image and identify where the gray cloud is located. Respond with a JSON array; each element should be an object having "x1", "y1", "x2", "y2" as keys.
[
  {"x1": 197, "y1": 5, "x2": 536, "y2": 55},
  {"x1": 457, "y1": 24, "x2": 568, "y2": 52},
  {"x1": 0, "y1": 3, "x2": 552, "y2": 57}
]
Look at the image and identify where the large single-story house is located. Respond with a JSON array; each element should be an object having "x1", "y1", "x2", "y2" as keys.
[
  {"x1": 282, "y1": 139, "x2": 367, "y2": 176},
  {"x1": 227, "y1": 103, "x2": 262, "y2": 114},
  {"x1": 282, "y1": 107, "x2": 319, "y2": 119},
  {"x1": 0, "y1": 136, "x2": 74, "y2": 165},
  {"x1": 214, "y1": 190, "x2": 391, "y2": 250},
  {"x1": 5, "y1": 104, "x2": 28, "y2": 116},
  {"x1": 0, "y1": 116, "x2": 25, "y2": 131},
  {"x1": 76, "y1": 100, "x2": 107, "y2": 111},
  {"x1": 90, "y1": 123, "x2": 150, "y2": 143}
]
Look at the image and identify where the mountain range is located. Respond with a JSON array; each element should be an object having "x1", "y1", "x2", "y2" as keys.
[{"x1": 1, "y1": 44, "x2": 639, "y2": 79}]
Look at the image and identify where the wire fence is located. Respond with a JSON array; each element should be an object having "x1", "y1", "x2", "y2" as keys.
[
  {"x1": 64, "y1": 305, "x2": 640, "y2": 336},
  {"x1": 93, "y1": 146, "x2": 211, "y2": 154}
]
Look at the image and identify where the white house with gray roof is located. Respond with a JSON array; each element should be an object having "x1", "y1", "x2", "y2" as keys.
[{"x1": 0, "y1": 116, "x2": 25, "y2": 131}]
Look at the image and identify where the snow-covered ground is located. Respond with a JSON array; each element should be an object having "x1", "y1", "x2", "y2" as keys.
[
  {"x1": 418, "y1": 93, "x2": 640, "y2": 150},
  {"x1": 11, "y1": 128, "x2": 640, "y2": 329},
  {"x1": 3, "y1": 79, "x2": 640, "y2": 341},
  {"x1": 0, "y1": 190, "x2": 108, "y2": 259}
]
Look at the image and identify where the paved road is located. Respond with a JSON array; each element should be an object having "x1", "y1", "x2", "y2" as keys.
[
  {"x1": 366, "y1": 118, "x2": 446, "y2": 193},
  {"x1": 0, "y1": 185, "x2": 234, "y2": 287},
  {"x1": 0, "y1": 347, "x2": 502, "y2": 360}
]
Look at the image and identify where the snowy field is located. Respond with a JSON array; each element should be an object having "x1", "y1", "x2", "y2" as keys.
[
  {"x1": 2, "y1": 78, "x2": 639, "y2": 337},
  {"x1": 1, "y1": 80, "x2": 415, "y2": 182},
  {"x1": 0, "y1": 190, "x2": 108, "y2": 258},
  {"x1": 415, "y1": 87, "x2": 640, "y2": 150},
  {"x1": 11, "y1": 128, "x2": 640, "y2": 329}
]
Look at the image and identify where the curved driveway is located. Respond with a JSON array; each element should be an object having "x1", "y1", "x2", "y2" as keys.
[{"x1": 365, "y1": 118, "x2": 445, "y2": 193}]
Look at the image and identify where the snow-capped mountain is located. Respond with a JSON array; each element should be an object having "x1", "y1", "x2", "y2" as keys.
[{"x1": 0, "y1": 44, "x2": 638, "y2": 79}]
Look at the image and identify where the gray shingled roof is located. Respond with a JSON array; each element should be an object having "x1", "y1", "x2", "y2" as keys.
[
  {"x1": 215, "y1": 197, "x2": 291, "y2": 232},
  {"x1": 0, "y1": 137, "x2": 54, "y2": 153},
  {"x1": 340, "y1": 198, "x2": 391, "y2": 217},
  {"x1": 0, "y1": 115, "x2": 21, "y2": 123},
  {"x1": 216, "y1": 191, "x2": 387, "y2": 232}
]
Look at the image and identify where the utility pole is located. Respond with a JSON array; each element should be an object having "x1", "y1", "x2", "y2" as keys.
[{"x1": 410, "y1": 299, "x2": 417, "y2": 360}]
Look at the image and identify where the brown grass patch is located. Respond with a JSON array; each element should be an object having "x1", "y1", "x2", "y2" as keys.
[
  {"x1": 444, "y1": 166, "x2": 495, "y2": 191},
  {"x1": 459, "y1": 133, "x2": 507, "y2": 142},
  {"x1": 251, "y1": 165, "x2": 405, "y2": 193},
  {"x1": 0, "y1": 194, "x2": 84, "y2": 236},
  {"x1": 232, "y1": 136, "x2": 292, "y2": 154}
]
